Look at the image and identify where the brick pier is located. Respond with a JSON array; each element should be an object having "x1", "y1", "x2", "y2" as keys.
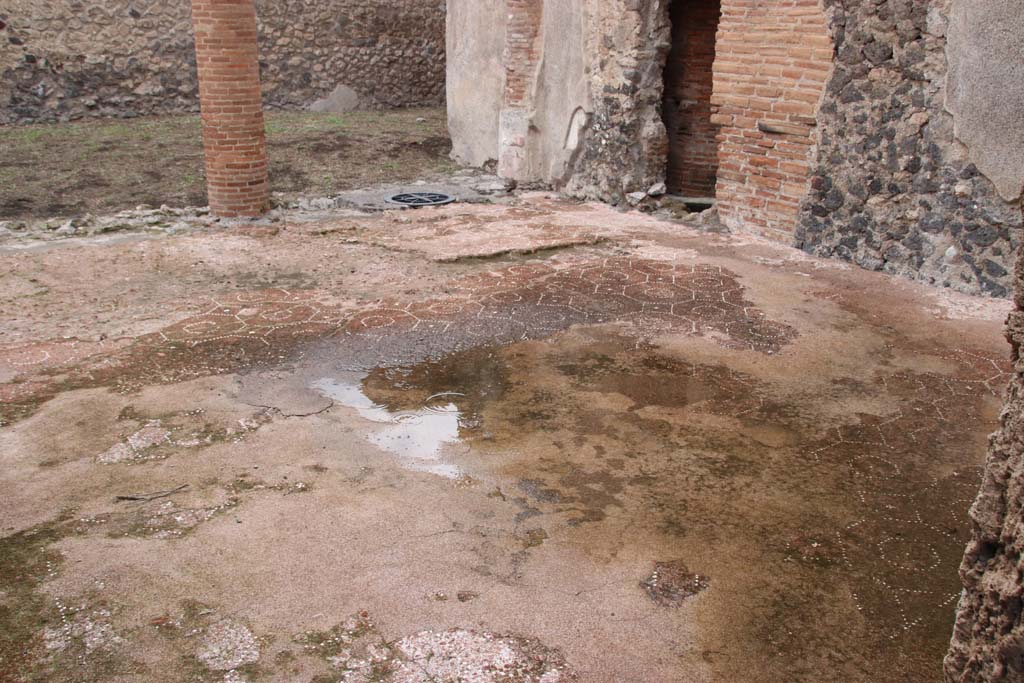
[{"x1": 190, "y1": 0, "x2": 269, "y2": 217}]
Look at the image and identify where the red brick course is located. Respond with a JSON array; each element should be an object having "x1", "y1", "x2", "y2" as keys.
[
  {"x1": 709, "y1": 0, "x2": 832, "y2": 240},
  {"x1": 191, "y1": 0, "x2": 270, "y2": 217},
  {"x1": 503, "y1": 0, "x2": 545, "y2": 108}
]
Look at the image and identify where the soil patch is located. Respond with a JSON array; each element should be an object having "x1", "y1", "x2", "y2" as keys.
[{"x1": 0, "y1": 109, "x2": 455, "y2": 220}]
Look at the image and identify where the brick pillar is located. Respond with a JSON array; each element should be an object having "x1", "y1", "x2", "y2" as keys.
[{"x1": 191, "y1": 0, "x2": 269, "y2": 217}]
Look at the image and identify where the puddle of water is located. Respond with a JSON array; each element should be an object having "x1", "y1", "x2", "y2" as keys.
[
  {"x1": 313, "y1": 373, "x2": 467, "y2": 479},
  {"x1": 305, "y1": 346, "x2": 510, "y2": 478},
  {"x1": 296, "y1": 325, "x2": 1004, "y2": 683}
]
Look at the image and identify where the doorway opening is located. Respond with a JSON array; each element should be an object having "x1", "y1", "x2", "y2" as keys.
[{"x1": 662, "y1": 0, "x2": 722, "y2": 203}]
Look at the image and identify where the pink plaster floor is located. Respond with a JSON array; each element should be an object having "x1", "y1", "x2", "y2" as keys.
[{"x1": 0, "y1": 195, "x2": 1013, "y2": 683}]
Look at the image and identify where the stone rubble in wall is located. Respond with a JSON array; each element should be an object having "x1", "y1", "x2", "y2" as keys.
[
  {"x1": 0, "y1": 0, "x2": 446, "y2": 124},
  {"x1": 795, "y1": 0, "x2": 1021, "y2": 298}
]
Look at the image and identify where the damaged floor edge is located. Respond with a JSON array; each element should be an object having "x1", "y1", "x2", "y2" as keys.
[{"x1": 0, "y1": 194, "x2": 1013, "y2": 683}]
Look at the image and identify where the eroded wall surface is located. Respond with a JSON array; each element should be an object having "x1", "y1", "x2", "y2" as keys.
[
  {"x1": 447, "y1": 0, "x2": 834, "y2": 225},
  {"x1": 945, "y1": 218, "x2": 1024, "y2": 681},
  {"x1": 446, "y1": 0, "x2": 505, "y2": 167},
  {"x1": 561, "y1": 0, "x2": 670, "y2": 201},
  {"x1": 945, "y1": 1, "x2": 1024, "y2": 678},
  {"x1": 523, "y1": 0, "x2": 589, "y2": 184},
  {"x1": 795, "y1": 0, "x2": 1022, "y2": 298},
  {"x1": 0, "y1": 0, "x2": 446, "y2": 124},
  {"x1": 446, "y1": 0, "x2": 669, "y2": 199}
]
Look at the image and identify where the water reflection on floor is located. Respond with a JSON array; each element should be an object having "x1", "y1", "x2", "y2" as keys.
[
  {"x1": 314, "y1": 374, "x2": 467, "y2": 479},
  {"x1": 293, "y1": 321, "x2": 1008, "y2": 682}
]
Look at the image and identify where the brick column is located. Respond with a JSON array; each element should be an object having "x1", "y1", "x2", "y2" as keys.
[{"x1": 191, "y1": 0, "x2": 269, "y2": 217}]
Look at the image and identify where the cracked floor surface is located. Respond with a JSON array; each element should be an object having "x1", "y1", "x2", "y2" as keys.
[{"x1": 0, "y1": 194, "x2": 1013, "y2": 682}]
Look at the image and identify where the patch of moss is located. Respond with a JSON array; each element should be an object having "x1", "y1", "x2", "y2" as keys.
[
  {"x1": 0, "y1": 517, "x2": 67, "y2": 680},
  {"x1": 0, "y1": 512, "x2": 140, "y2": 682},
  {"x1": 295, "y1": 612, "x2": 375, "y2": 661},
  {"x1": 0, "y1": 401, "x2": 39, "y2": 429}
]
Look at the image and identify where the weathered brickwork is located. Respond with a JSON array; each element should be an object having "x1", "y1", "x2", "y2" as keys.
[
  {"x1": 795, "y1": 0, "x2": 1021, "y2": 298},
  {"x1": 709, "y1": 0, "x2": 833, "y2": 241},
  {"x1": 191, "y1": 0, "x2": 269, "y2": 217},
  {"x1": 0, "y1": 0, "x2": 445, "y2": 125},
  {"x1": 502, "y1": 0, "x2": 544, "y2": 108},
  {"x1": 497, "y1": 0, "x2": 545, "y2": 179},
  {"x1": 663, "y1": 0, "x2": 720, "y2": 197}
]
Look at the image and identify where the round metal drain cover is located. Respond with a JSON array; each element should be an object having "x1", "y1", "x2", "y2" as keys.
[{"x1": 386, "y1": 191, "x2": 456, "y2": 207}]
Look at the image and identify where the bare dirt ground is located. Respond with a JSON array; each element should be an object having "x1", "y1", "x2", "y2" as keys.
[
  {"x1": 0, "y1": 108, "x2": 454, "y2": 220},
  {"x1": 0, "y1": 194, "x2": 1013, "y2": 683}
]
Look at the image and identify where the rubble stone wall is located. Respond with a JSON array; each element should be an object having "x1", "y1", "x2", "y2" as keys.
[
  {"x1": 795, "y1": 0, "x2": 1022, "y2": 298},
  {"x1": 945, "y1": 209, "x2": 1024, "y2": 681},
  {"x1": 945, "y1": 0, "x2": 1024, "y2": 676},
  {"x1": 0, "y1": 0, "x2": 446, "y2": 125}
]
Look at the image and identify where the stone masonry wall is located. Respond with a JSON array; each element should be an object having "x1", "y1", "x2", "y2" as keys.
[
  {"x1": 795, "y1": 0, "x2": 1022, "y2": 298},
  {"x1": 945, "y1": 210, "x2": 1024, "y2": 680},
  {"x1": 0, "y1": 0, "x2": 446, "y2": 125}
]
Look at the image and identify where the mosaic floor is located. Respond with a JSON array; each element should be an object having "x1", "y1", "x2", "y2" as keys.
[
  {"x1": 0, "y1": 258, "x2": 796, "y2": 426},
  {"x1": 0, "y1": 197, "x2": 1012, "y2": 683}
]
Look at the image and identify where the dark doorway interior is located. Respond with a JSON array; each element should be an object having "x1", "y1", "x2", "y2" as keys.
[{"x1": 662, "y1": 0, "x2": 721, "y2": 198}]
